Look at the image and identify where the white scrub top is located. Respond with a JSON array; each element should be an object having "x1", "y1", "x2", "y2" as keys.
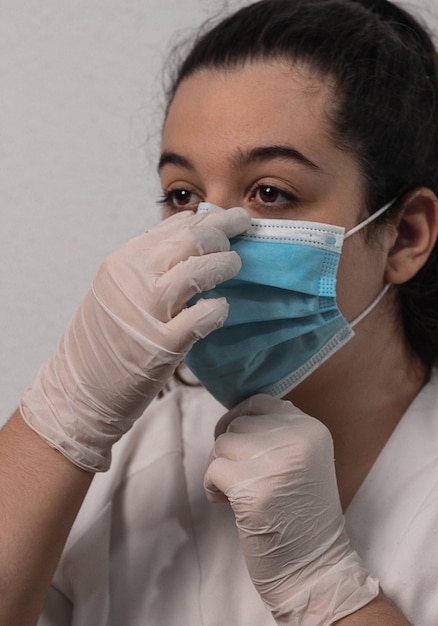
[{"x1": 39, "y1": 368, "x2": 438, "y2": 626}]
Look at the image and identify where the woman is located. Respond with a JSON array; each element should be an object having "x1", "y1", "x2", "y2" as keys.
[{"x1": 1, "y1": 0, "x2": 438, "y2": 623}]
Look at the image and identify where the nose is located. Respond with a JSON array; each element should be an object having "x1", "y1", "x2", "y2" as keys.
[
  {"x1": 202, "y1": 201, "x2": 246, "y2": 212},
  {"x1": 203, "y1": 189, "x2": 244, "y2": 212}
]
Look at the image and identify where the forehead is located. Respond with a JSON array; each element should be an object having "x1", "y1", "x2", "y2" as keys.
[
  {"x1": 163, "y1": 61, "x2": 333, "y2": 155},
  {"x1": 161, "y1": 60, "x2": 352, "y2": 177}
]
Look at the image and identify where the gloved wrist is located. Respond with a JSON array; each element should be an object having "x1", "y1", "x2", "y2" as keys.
[
  {"x1": 269, "y1": 541, "x2": 379, "y2": 625},
  {"x1": 19, "y1": 288, "x2": 170, "y2": 472}
]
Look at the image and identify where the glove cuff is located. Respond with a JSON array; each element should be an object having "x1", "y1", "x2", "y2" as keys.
[
  {"x1": 271, "y1": 550, "x2": 379, "y2": 626},
  {"x1": 20, "y1": 379, "x2": 113, "y2": 473}
]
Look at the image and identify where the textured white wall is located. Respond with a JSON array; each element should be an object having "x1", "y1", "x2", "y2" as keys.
[{"x1": 1, "y1": 0, "x2": 437, "y2": 421}]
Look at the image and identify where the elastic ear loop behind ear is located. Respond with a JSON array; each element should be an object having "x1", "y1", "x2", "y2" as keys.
[
  {"x1": 345, "y1": 199, "x2": 395, "y2": 327},
  {"x1": 350, "y1": 284, "x2": 391, "y2": 328}
]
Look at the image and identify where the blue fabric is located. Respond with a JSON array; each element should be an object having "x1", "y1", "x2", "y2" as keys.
[{"x1": 184, "y1": 205, "x2": 354, "y2": 408}]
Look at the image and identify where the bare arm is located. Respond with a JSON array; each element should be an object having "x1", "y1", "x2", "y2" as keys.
[
  {"x1": 333, "y1": 592, "x2": 412, "y2": 625},
  {"x1": 0, "y1": 409, "x2": 93, "y2": 626}
]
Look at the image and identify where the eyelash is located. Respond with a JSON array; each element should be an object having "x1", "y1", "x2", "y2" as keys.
[
  {"x1": 158, "y1": 183, "x2": 301, "y2": 214},
  {"x1": 157, "y1": 188, "x2": 201, "y2": 213},
  {"x1": 248, "y1": 183, "x2": 300, "y2": 213}
]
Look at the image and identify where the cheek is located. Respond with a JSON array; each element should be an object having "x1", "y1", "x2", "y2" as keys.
[{"x1": 335, "y1": 237, "x2": 388, "y2": 321}]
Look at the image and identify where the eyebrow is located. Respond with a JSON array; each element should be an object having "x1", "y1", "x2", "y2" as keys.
[
  {"x1": 232, "y1": 145, "x2": 321, "y2": 171},
  {"x1": 158, "y1": 144, "x2": 321, "y2": 173},
  {"x1": 158, "y1": 152, "x2": 195, "y2": 172}
]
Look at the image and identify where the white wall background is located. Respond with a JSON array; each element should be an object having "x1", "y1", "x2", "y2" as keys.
[{"x1": 1, "y1": 0, "x2": 437, "y2": 422}]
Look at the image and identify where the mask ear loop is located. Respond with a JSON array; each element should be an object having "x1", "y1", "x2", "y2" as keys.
[
  {"x1": 350, "y1": 283, "x2": 391, "y2": 328},
  {"x1": 344, "y1": 199, "x2": 396, "y2": 239},
  {"x1": 345, "y1": 198, "x2": 396, "y2": 327}
]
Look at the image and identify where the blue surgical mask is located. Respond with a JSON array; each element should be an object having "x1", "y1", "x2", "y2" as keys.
[{"x1": 184, "y1": 201, "x2": 392, "y2": 408}]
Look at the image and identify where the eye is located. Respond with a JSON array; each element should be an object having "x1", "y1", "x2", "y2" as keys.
[
  {"x1": 256, "y1": 185, "x2": 284, "y2": 203},
  {"x1": 158, "y1": 187, "x2": 202, "y2": 213},
  {"x1": 249, "y1": 183, "x2": 300, "y2": 214}
]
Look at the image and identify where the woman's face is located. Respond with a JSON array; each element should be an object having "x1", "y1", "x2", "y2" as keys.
[{"x1": 159, "y1": 60, "x2": 391, "y2": 326}]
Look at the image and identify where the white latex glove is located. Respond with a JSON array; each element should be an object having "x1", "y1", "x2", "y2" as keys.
[
  {"x1": 20, "y1": 207, "x2": 250, "y2": 472},
  {"x1": 204, "y1": 394, "x2": 379, "y2": 625}
]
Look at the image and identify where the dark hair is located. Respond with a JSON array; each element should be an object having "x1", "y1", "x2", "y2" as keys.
[{"x1": 166, "y1": 0, "x2": 438, "y2": 365}]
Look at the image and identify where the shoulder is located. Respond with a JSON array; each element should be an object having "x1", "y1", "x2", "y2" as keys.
[
  {"x1": 346, "y1": 366, "x2": 438, "y2": 624},
  {"x1": 347, "y1": 365, "x2": 438, "y2": 534}
]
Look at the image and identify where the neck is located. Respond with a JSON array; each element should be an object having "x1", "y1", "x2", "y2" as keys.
[{"x1": 284, "y1": 315, "x2": 429, "y2": 510}]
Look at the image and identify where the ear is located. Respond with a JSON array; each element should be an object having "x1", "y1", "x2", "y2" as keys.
[{"x1": 385, "y1": 188, "x2": 438, "y2": 285}]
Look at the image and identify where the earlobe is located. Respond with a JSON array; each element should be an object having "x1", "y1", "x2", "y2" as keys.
[{"x1": 385, "y1": 189, "x2": 438, "y2": 285}]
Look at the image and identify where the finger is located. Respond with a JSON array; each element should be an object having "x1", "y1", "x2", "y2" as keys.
[
  {"x1": 204, "y1": 456, "x2": 263, "y2": 501},
  {"x1": 204, "y1": 484, "x2": 229, "y2": 504},
  {"x1": 211, "y1": 431, "x2": 265, "y2": 463},
  {"x1": 215, "y1": 394, "x2": 298, "y2": 438},
  {"x1": 151, "y1": 206, "x2": 250, "y2": 266},
  {"x1": 164, "y1": 297, "x2": 230, "y2": 352},
  {"x1": 204, "y1": 457, "x2": 236, "y2": 502},
  {"x1": 145, "y1": 223, "x2": 230, "y2": 269},
  {"x1": 155, "y1": 250, "x2": 242, "y2": 319},
  {"x1": 221, "y1": 414, "x2": 333, "y2": 462},
  {"x1": 191, "y1": 205, "x2": 251, "y2": 239},
  {"x1": 226, "y1": 414, "x2": 295, "y2": 435}
]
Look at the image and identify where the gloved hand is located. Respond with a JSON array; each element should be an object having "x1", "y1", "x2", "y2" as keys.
[
  {"x1": 204, "y1": 394, "x2": 379, "y2": 625},
  {"x1": 20, "y1": 207, "x2": 250, "y2": 472}
]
